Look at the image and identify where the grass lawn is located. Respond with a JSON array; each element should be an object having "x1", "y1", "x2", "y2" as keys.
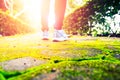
[{"x1": 0, "y1": 33, "x2": 120, "y2": 80}]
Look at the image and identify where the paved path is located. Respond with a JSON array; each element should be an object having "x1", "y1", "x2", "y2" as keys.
[{"x1": 0, "y1": 57, "x2": 46, "y2": 71}]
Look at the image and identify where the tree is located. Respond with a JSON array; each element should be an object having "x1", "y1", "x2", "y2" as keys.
[
  {"x1": 64, "y1": 0, "x2": 120, "y2": 35},
  {"x1": 64, "y1": 0, "x2": 95, "y2": 35}
]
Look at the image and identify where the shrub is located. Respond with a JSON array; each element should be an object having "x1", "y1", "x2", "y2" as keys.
[
  {"x1": 0, "y1": 10, "x2": 34, "y2": 36},
  {"x1": 63, "y1": 6, "x2": 92, "y2": 35}
]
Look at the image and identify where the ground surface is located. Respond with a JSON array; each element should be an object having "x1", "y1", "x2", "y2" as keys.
[{"x1": 0, "y1": 32, "x2": 120, "y2": 80}]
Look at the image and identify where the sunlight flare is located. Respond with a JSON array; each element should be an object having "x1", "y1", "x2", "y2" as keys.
[{"x1": 14, "y1": 0, "x2": 55, "y2": 29}]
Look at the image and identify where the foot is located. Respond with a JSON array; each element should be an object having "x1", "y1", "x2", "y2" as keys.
[
  {"x1": 42, "y1": 31, "x2": 49, "y2": 40},
  {"x1": 53, "y1": 30, "x2": 68, "y2": 42}
]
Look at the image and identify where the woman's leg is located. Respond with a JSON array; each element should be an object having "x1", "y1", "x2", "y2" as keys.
[
  {"x1": 41, "y1": 0, "x2": 50, "y2": 31},
  {"x1": 53, "y1": 0, "x2": 68, "y2": 42},
  {"x1": 54, "y1": 0, "x2": 67, "y2": 30}
]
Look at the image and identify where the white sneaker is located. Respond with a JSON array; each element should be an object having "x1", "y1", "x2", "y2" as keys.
[
  {"x1": 53, "y1": 30, "x2": 68, "y2": 42},
  {"x1": 42, "y1": 31, "x2": 49, "y2": 40}
]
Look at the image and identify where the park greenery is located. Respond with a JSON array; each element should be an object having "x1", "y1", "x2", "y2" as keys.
[
  {"x1": 64, "y1": 0, "x2": 120, "y2": 36},
  {"x1": 0, "y1": 10, "x2": 34, "y2": 36},
  {"x1": 0, "y1": 0, "x2": 120, "y2": 36}
]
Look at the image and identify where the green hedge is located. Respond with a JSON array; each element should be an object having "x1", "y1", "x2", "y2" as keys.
[
  {"x1": 63, "y1": 7, "x2": 90, "y2": 35},
  {"x1": 0, "y1": 10, "x2": 34, "y2": 36}
]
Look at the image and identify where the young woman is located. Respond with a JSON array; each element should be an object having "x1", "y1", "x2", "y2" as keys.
[{"x1": 41, "y1": 0, "x2": 68, "y2": 42}]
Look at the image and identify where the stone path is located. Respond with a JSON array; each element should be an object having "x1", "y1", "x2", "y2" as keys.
[
  {"x1": 0, "y1": 57, "x2": 46, "y2": 71},
  {"x1": 0, "y1": 33, "x2": 120, "y2": 80}
]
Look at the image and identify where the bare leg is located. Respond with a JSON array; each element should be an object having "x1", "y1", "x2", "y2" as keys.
[
  {"x1": 41, "y1": 0, "x2": 50, "y2": 31},
  {"x1": 54, "y1": 0, "x2": 67, "y2": 30}
]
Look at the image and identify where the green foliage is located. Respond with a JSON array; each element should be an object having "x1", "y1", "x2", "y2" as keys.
[
  {"x1": 64, "y1": 0, "x2": 120, "y2": 35},
  {"x1": 0, "y1": 10, "x2": 34, "y2": 36},
  {"x1": 0, "y1": 73, "x2": 6, "y2": 80},
  {"x1": 64, "y1": 5, "x2": 91, "y2": 35},
  {"x1": 88, "y1": 0, "x2": 120, "y2": 17},
  {"x1": 0, "y1": 70, "x2": 22, "y2": 79},
  {"x1": 91, "y1": 29, "x2": 97, "y2": 37},
  {"x1": 56, "y1": 60, "x2": 120, "y2": 80}
]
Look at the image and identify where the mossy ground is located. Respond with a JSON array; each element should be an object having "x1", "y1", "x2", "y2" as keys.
[{"x1": 0, "y1": 33, "x2": 120, "y2": 80}]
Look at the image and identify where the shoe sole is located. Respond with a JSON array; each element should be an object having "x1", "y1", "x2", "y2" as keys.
[
  {"x1": 53, "y1": 40, "x2": 61, "y2": 42},
  {"x1": 53, "y1": 39, "x2": 68, "y2": 42},
  {"x1": 42, "y1": 38, "x2": 49, "y2": 40}
]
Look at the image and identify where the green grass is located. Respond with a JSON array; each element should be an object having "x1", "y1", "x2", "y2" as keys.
[{"x1": 0, "y1": 34, "x2": 120, "y2": 80}]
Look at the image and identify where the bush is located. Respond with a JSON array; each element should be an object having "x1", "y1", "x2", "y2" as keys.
[
  {"x1": 0, "y1": 10, "x2": 34, "y2": 36},
  {"x1": 63, "y1": 5, "x2": 92, "y2": 35}
]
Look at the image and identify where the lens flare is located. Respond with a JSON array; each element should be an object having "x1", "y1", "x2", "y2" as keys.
[{"x1": 15, "y1": 0, "x2": 55, "y2": 30}]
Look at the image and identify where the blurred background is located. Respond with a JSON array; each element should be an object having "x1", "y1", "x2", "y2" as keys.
[{"x1": 0, "y1": 0, "x2": 120, "y2": 37}]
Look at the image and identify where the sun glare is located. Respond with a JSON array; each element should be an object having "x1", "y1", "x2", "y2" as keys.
[
  {"x1": 16, "y1": 0, "x2": 84, "y2": 30},
  {"x1": 16, "y1": 0, "x2": 55, "y2": 30},
  {"x1": 48, "y1": 0, "x2": 55, "y2": 27}
]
